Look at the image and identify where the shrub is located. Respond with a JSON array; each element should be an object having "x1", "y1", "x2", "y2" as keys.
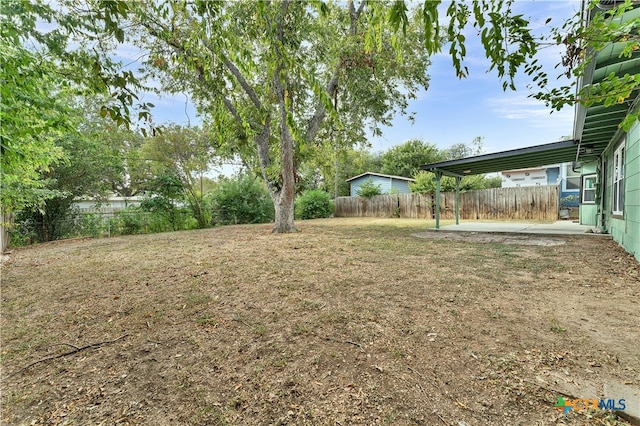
[
  {"x1": 295, "y1": 190, "x2": 334, "y2": 220},
  {"x1": 74, "y1": 213, "x2": 104, "y2": 238},
  {"x1": 8, "y1": 216, "x2": 39, "y2": 247},
  {"x1": 210, "y1": 175, "x2": 275, "y2": 225},
  {"x1": 110, "y1": 207, "x2": 146, "y2": 235},
  {"x1": 356, "y1": 178, "x2": 382, "y2": 198}
]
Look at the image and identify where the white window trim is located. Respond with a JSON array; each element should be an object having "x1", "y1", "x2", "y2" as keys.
[
  {"x1": 561, "y1": 163, "x2": 581, "y2": 193},
  {"x1": 581, "y1": 174, "x2": 596, "y2": 204},
  {"x1": 612, "y1": 142, "x2": 625, "y2": 216}
]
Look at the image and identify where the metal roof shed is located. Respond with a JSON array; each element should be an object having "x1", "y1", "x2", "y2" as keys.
[{"x1": 420, "y1": 139, "x2": 580, "y2": 228}]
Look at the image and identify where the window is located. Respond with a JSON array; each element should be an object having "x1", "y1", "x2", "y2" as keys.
[
  {"x1": 612, "y1": 142, "x2": 625, "y2": 215},
  {"x1": 582, "y1": 174, "x2": 596, "y2": 204},
  {"x1": 565, "y1": 165, "x2": 581, "y2": 191}
]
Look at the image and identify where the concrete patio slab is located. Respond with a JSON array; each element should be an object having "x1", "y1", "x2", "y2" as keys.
[{"x1": 434, "y1": 221, "x2": 609, "y2": 236}]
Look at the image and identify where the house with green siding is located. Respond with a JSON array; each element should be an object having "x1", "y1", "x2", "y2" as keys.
[
  {"x1": 574, "y1": 3, "x2": 640, "y2": 261},
  {"x1": 421, "y1": 1, "x2": 638, "y2": 261}
]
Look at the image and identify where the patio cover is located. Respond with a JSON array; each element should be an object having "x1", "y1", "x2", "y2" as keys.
[
  {"x1": 420, "y1": 139, "x2": 580, "y2": 228},
  {"x1": 421, "y1": 139, "x2": 579, "y2": 178}
]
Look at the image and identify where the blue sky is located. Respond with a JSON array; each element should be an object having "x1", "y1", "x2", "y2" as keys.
[
  {"x1": 141, "y1": 0, "x2": 582, "y2": 157},
  {"x1": 367, "y1": 0, "x2": 583, "y2": 154}
]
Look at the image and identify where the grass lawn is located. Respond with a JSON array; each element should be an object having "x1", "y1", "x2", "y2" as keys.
[{"x1": 1, "y1": 218, "x2": 639, "y2": 425}]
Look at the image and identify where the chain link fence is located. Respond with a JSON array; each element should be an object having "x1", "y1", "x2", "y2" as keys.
[{"x1": 11, "y1": 208, "x2": 199, "y2": 247}]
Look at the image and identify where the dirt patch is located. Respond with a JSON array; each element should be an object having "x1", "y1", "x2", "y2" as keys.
[
  {"x1": 412, "y1": 231, "x2": 569, "y2": 247},
  {"x1": 1, "y1": 218, "x2": 639, "y2": 425}
]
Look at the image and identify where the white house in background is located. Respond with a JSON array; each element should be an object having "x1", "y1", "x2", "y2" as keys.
[
  {"x1": 501, "y1": 162, "x2": 580, "y2": 203},
  {"x1": 501, "y1": 166, "x2": 552, "y2": 188},
  {"x1": 73, "y1": 196, "x2": 144, "y2": 212}
]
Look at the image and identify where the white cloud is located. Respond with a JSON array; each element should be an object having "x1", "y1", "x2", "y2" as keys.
[{"x1": 486, "y1": 93, "x2": 573, "y2": 130}]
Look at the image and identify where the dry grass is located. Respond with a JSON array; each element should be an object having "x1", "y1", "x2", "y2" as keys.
[{"x1": 1, "y1": 218, "x2": 639, "y2": 425}]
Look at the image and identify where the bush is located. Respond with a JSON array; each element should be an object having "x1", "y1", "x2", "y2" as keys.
[
  {"x1": 356, "y1": 178, "x2": 382, "y2": 198},
  {"x1": 110, "y1": 207, "x2": 146, "y2": 235},
  {"x1": 210, "y1": 175, "x2": 274, "y2": 225},
  {"x1": 295, "y1": 190, "x2": 334, "y2": 220}
]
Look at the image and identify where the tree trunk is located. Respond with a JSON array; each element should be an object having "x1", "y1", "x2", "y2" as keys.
[
  {"x1": 273, "y1": 189, "x2": 296, "y2": 233},
  {"x1": 1, "y1": 212, "x2": 14, "y2": 253},
  {"x1": 272, "y1": 104, "x2": 298, "y2": 234},
  {"x1": 272, "y1": 27, "x2": 298, "y2": 234}
]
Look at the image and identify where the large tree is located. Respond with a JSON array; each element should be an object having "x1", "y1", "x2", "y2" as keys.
[
  {"x1": 1, "y1": 4, "x2": 64, "y2": 250},
  {"x1": 67, "y1": 0, "x2": 433, "y2": 232},
  {"x1": 80, "y1": 113, "x2": 150, "y2": 198}
]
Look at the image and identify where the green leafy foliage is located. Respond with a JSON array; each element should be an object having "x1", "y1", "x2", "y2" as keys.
[
  {"x1": 78, "y1": 106, "x2": 149, "y2": 197},
  {"x1": 410, "y1": 171, "x2": 502, "y2": 193},
  {"x1": 356, "y1": 179, "x2": 383, "y2": 198},
  {"x1": 0, "y1": 35, "x2": 67, "y2": 215},
  {"x1": 140, "y1": 125, "x2": 216, "y2": 228},
  {"x1": 7, "y1": 102, "x2": 131, "y2": 242},
  {"x1": 0, "y1": 0, "x2": 152, "y2": 249},
  {"x1": 140, "y1": 173, "x2": 186, "y2": 231},
  {"x1": 76, "y1": 0, "x2": 435, "y2": 232},
  {"x1": 380, "y1": 139, "x2": 443, "y2": 178},
  {"x1": 295, "y1": 190, "x2": 334, "y2": 220},
  {"x1": 210, "y1": 175, "x2": 275, "y2": 225},
  {"x1": 374, "y1": 0, "x2": 538, "y2": 90},
  {"x1": 110, "y1": 207, "x2": 147, "y2": 235},
  {"x1": 527, "y1": 0, "x2": 640, "y2": 129},
  {"x1": 10, "y1": 206, "x2": 199, "y2": 246}
]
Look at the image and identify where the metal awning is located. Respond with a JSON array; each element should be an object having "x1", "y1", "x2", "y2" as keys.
[
  {"x1": 575, "y1": 6, "x2": 640, "y2": 162},
  {"x1": 421, "y1": 139, "x2": 579, "y2": 177},
  {"x1": 419, "y1": 139, "x2": 579, "y2": 229}
]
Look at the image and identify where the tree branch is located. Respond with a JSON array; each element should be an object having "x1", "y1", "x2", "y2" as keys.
[
  {"x1": 305, "y1": 2, "x2": 365, "y2": 144},
  {"x1": 220, "y1": 57, "x2": 263, "y2": 110},
  {"x1": 349, "y1": 1, "x2": 366, "y2": 36},
  {"x1": 2, "y1": 334, "x2": 129, "y2": 381}
]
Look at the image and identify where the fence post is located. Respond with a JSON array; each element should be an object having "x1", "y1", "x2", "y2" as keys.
[
  {"x1": 455, "y1": 176, "x2": 461, "y2": 225},
  {"x1": 434, "y1": 171, "x2": 442, "y2": 229}
]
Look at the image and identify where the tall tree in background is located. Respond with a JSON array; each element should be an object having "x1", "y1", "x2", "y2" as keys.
[
  {"x1": 140, "y1": 125, "x2": 216, "y2": 228},
  {"x1": 410, "y1": 137, "x2": 500, "y2": 193},
  {"x1": 81, "y1": 117, "x2": 149, "y2": 198},
  {"x1": 380, "y1": 139, "x2": 443, "y2": 178},
  {"x1": 444, "y1": 136, "x2": 485, "y2": 160}
]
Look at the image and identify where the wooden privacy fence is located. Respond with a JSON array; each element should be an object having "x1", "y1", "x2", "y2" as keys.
[{"x1": 334, "y1": 185, "x2": 559, "y2": 221}]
